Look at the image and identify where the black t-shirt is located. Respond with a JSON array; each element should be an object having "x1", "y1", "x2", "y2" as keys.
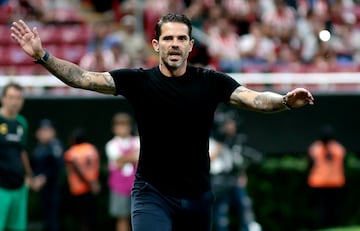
[
  {"x1": 0, "y1": 114, "x2": 28, "y2": 189},
  {"x1": 109, "y1": 66, "x2": 240, "y2": 198}
]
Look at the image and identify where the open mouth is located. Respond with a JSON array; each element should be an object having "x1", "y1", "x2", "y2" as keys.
[{"x1": 168, "y1": 51, "x2": 182, "y2": 60}]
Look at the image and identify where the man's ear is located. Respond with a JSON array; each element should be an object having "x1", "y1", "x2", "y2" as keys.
[
  {"x1": 189, "y1": 39, "x2": 195, "y2": 52},
  {"x1": 152, "y1": 39, "x2": 159, "y2": 52}
]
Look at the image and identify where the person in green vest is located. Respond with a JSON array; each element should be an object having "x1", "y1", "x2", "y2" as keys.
[{"x1": 0, "y1": 82, "x2": 32, "y2": 231}]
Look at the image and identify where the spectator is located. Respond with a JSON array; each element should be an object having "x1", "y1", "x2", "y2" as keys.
[
  {"x1": 64, "y1": 128, "x2": 101, "y2": 231},
  {"x1": 110, "y1": 15, "x2": 149, "y2": 68},
  {"x1": 0, "y1": 82, "x2": 32, "y2": 231},
  {"x1": 329, "y1": 11, "x2": 360, "y2": 66},
  {"x1": 79, "y1": 44, "x2": 109, "y2": 72},
  {"x1": 210, "y1": 115, "x2": 262, "y2": 231},
  {"x1": 207, "y1": 17, "x2": 242, "y2": 72},
  {"x1": 106, "y1": 38, "x2": 132, "y2": 70},
  {"x1": 296, "y1": 8, "x2": 319, "y2": 63},
  {"x1": 307, "y1": 124, "x2": 347, "y2": 229},
  {"x1": 80, "y1": 37, "x2": 132, "y2": 71},
  {"x1": 143, "y1": 0, "x2": 178, "y2": 41},
  {"x1": 31, "y1": 118, "x2": 64, "y2": 231},
  {"x1": 86, "y1": 20, "x2": 113, "y2": 53},
  {"x1": 261, "y1": 0, "x2": 297, "y2": 43},
  {"x1": 238, "y1": 22, "x2": 277, "y2": 67},
  {"x1": 105, "y1": 112, "x2": 140, "y2": 231},
  {"x1": 221, "y1": 0, "x2": 262, "y2": 36}
]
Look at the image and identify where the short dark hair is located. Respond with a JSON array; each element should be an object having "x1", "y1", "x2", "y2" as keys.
[
  {"x1": 2, "y1": 82, "x2": 23, "y2": 97},
  {"x1": 69, "y1": 127, "x2": 87, "y2": 145},
  {"x1": 154, "y1": 13, "x2": 192, "y2": 40}
]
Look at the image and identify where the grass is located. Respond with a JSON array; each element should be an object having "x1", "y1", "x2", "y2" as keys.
[{"x1": 318, "y1": 227, "x2": 360, "y2": 231}]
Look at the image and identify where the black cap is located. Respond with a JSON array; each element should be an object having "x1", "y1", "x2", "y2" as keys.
[{"x1": 38, "y1": 119, "x2": 54, "y2": 129}]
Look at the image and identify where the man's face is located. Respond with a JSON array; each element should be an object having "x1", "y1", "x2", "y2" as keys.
[
  {"x1": 152, "y1": 22, "x2": 194, "y2": 70},
  {"x1": 1, "y1": 87, "x2": 24, "y2": 114}
]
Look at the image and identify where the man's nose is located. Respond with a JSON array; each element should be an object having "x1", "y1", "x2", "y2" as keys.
[{"x1": 170, "y1": 39, "x2": 180, "y2": 48}]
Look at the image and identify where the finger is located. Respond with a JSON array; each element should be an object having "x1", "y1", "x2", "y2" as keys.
[
  {"x1": 18, "y1": 19, "x2": 32, "y2": 34},
  {"x1": 11, "y1": 21, "x2": 21, "y2": 33},
  {"x1": 11, "y1": 21, "x2": 26, "y2": 36},
  {"x1": 10, "y1": 22, "x2": 21, "y2": 36},
  {"x1": 10, "y1": 25, "x2": 22, "y2": 41},
  {"x1": 32, "y1": 27, "x2": 39, "y2": 39},
  {"x1": 309, "y1": 92, "x2": 314, "y2": 101}
]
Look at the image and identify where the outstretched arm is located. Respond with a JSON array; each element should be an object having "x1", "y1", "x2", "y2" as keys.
[
  {"x1": 229, "y1": 86, "x2": 314, "y2": 113},
  {"x1": 10, "y1": 20, "x2": 116, "y2": 94}
]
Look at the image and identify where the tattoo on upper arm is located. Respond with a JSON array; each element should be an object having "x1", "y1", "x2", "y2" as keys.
[
  {"x1": 230, "y1": 87, "x2": 253, "y2": 109},
  {"x1": 234, "y1": 87, "x2": 252, "y2": 94},
  {"x1": 82, "y1": 72, "x2": 115, "y2": 93}
]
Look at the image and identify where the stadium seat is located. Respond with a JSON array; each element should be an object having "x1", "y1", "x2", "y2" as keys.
[
  {"x1": 50, "y1": 8, "x2": 84, "y2": 24},
  {"x1": 0, "y1": 5, "x2": 11, "y2": 25},
  {"x1": 0, "y1": 46, "x2": 11, "y2": 65},
  {"x1": 242, "y1": 63, "x2": 269, "y2": 73},
  {"x1": 60, "y1": 44, "x2": 87, "y2": 64},
  {"x1": 8, "y1": 46, "x2": 34, "y2": 65},
  {"x1": 14, "y1": 65, "x2": 37, "y2": 75},
  {"x1": 60, "y1": 24, "x2": 91, "y2": 44},
  {"x1": 0, "y1": 25, "x2": 12, "y2": 45},
  {"x1": 39, "y1": 25, "x2": 61, "y2": 45}
]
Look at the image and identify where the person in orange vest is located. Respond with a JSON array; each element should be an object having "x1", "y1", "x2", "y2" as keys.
[
  {"x1": 307, "y1": 124, "x2": 347, "y2": 229},
  {"x1": 64, "y1": 128, "x2": 101, "y2": 231}
]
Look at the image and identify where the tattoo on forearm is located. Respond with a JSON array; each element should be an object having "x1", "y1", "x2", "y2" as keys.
[
  {"x1": 254, "y1": 92, "x2": 283, "y2": 112},
  {"x1": 43, "y1": 56, "x2": 115, "y2": 94},
  {"x1": 45, "y1": 56, "x2": 84, "y2": 86}
]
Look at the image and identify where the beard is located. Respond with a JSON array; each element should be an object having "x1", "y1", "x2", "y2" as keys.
[{"x1": 161, "y1": 51, "x2": 189, "y2": 71}]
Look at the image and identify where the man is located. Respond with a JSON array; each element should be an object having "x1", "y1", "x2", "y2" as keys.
[
  {"x1": 307, "y1": 125, "x2": 346, "y2": 229},
  {"x1": 11, "y1": 13, "x2": 314, "y2": 231},
  {"x1": 31, "y1": 119, "x2": 64, "y2": 231},
  {"x1": 210, "y1": 116, "x2": 262, "y2": 231},
  {"x1": 0, "y1": 82, "x2": 31, "y2": 231},
  {"x1": 64, "y1": 128, "x2": 100, "y2": 231}
]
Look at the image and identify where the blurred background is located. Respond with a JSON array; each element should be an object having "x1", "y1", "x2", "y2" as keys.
[{"x1": 1, "y1": 0, "x2": 360, "y2": 230}]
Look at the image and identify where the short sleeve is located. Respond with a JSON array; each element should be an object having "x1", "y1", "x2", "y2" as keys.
[
  {"x1": 105, "y1": 140, "x2": 121, "y2": 161},
  {"x1": 109, "y1": 68, "x2": 144, "y2": 97},
  {"x1": 208, "y1": 69, "x2": 241, "y2": 104}
]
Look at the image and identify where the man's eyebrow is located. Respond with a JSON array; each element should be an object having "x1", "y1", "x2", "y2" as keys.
[{"x1": 162, "y1": 35, "x2": 188, "y2": 38}]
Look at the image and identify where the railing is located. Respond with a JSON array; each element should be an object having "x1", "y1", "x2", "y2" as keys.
[{"x1": 0, "y1": 72, "x2": 360, "y2": 97}]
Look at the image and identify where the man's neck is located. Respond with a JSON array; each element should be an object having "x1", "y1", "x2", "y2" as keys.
[
  {"x1": 0, "y1": 108, "x2": 17, "y2": 119},
  {"x1": 159, "y1": 63, "x2": 187, "y2": 77}
]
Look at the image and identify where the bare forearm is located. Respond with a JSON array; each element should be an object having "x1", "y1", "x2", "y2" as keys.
[
  {"x1": 230, "y1": 87, "x2": 288, "y2": 113},
  {"x1": 41, "y1": 53, "x2": 116, "y2": 94},
  {"x1": 11, "y1": 20, "x2": 114, "y2": 94},
  {"x1": 21, "y1": 151, "x2": 32, "y2": 177},
  {"x1": 118, "y1": 151, "x2": 139, "y2": 165},
  {"x1": 253, "y1": 91, "x2": 287, "y2": 112}
]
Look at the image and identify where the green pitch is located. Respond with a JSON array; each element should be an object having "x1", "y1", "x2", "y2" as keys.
[{"x1": 320, "y1": 227, "x2": 360, "y2": 231}]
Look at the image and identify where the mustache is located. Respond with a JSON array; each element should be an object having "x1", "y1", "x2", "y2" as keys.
[{"x1": 168, "y1": 50, "x2": 182, "y2": 55}]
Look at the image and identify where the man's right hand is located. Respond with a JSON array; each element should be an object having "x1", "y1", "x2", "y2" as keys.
[{"x1": 10, "y1": 19, "x2": 45, "y2": 60}]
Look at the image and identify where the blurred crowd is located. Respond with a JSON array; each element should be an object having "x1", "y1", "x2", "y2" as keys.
[{"x1": 1, "y1": 0, "x2": 360, "y2": 75}]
